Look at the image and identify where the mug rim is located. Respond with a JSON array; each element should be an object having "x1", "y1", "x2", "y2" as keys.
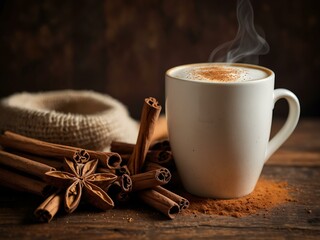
[{"x1": 166, "y1": 62, "x2": 274, "y2": 85}]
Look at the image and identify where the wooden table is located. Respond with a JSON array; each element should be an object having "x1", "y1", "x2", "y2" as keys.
[{"x1": 0, "y1": 118, "x2": 319, "y2": 239}]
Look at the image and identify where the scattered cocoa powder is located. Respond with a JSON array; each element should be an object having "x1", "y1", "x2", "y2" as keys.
[{"x1": 183, "y1": 178, "x2": 294, "y2": 218}]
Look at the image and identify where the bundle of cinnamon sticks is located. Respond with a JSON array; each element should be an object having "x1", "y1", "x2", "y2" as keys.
[{"x1": 0, "y1": 97, "x2": 189, "y2": 222}]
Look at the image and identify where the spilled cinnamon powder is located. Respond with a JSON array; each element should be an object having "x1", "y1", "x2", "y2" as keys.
[{"x1": 183, "y1": 178, "x2": 294, "y2": 218}]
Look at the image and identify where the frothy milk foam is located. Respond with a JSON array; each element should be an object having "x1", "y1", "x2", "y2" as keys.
[{"x1": 172, "y1": 64, "x2": 269, "y2": 83}]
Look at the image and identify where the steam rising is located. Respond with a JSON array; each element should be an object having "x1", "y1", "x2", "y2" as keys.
[{"x1": 209, "y1": 0, "x2": 269, "y2": 64}]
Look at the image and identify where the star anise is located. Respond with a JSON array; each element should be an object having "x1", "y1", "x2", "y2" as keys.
[{"x1": 45, "y1": 150, "x2": 117, "y2": 213}]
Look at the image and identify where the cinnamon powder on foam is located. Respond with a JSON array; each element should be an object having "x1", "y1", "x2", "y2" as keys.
[
  {"x1": 182, "y1": 178, "x2": 294, "y2": 218},
  {"x1": 192, "y1": 66, "x2": 244, "y2": 82}
]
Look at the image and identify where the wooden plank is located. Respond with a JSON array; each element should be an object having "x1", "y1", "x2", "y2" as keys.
[
  {"x1": 0, "y1": 164, "x2": 319, "y2": 239},
  {"x1": 268, "y1": 151, "x2": 320, "y2": 166},
  {"x1": 267, "y1": 118, "x2": 320, "y2": 166},
  {"x1": 0, "y1": 118, "x2": 318, "y2": 239}
]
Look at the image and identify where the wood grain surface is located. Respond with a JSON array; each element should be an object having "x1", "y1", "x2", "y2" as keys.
[{"x1": 0, "y1": 118, "x2": 319, "y2": 239}]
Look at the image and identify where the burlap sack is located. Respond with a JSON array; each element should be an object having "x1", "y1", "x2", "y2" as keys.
[{"x1": 0, "y1": 90, "x2": 138, "y2": 151}]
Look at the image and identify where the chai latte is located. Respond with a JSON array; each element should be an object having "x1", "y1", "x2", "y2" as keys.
[{"x1": 170, "y1": 63, "x2": 270, "y2": 83}]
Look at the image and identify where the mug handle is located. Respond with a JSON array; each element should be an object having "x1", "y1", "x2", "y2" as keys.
[{"x1": 265, "y1": 88, "x2": 300, "y2": 162}]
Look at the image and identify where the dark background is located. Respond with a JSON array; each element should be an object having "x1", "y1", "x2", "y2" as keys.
[{"x1": 0, "y1": 0, "x2": 319, "y2": 119}]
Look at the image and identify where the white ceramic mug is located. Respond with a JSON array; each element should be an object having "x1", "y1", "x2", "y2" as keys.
[{"x1": 165, "y1": 63, "x2": 300, "y2": 198}]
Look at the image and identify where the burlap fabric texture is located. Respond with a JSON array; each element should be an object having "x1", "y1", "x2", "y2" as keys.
[{"x1": 0, "y1": 90, "x2": 138, "y2": 151}]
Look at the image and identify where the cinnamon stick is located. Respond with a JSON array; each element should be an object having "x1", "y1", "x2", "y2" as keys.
[
  {"x1": 111, "y1": 141, "x2": 172, "y2": 163},
  {"x1": 110, "y1": 141, "x2": 135, "y2": 154},
  {"x1": 150, "y1": 115, "x2": 168, "y2": 143},
  {"x1": 7, "y1": 150, "x2": 63, "y2": 169},
  {"x1": 98, "y1": 166, "x2": 130, "y2": 178},
  {"x1": 150, "y1": 139, "x2": 171, "y2": 151},
  {"x1": 111, "y1": 115, "x2": 168, "y2": 153},
  {"x1": 0, "y1": 167, "x2": 52, "y2": 197},
  {"x1": 145, "y1": 150, "x2": 174, "y2": 168},
  {"x1": 0, "y1": 150, "x2": 55, "y2": 180},
  {"x1": 116, "y1": 191, "x2": 130, "y2": 203},
  {"x1": 97, "y1": 167, "x2": 116, "y2": 175},
  {"x1": 143, "y1": 162, "x2": 164, "y2": 171},
  {"x1": 138, "y1": 189, "x2": 179, "y2": 219},
  {"x1": 116, "y1": 165, "x2": 131, "y2": 176},
  {"x1": 118, "y1": 154, "x2": 131, "y2": 164},
  {"x1": 101, "y1": 152, "x2": 122, "y2": 169},
  {"x1": 112, "y1": 140, "x2": 171, "y2": 153},
  {"x1": 117, "y1": 174, "x2": 132, "y2": 192},
  {"x1": 111, "y1": 140, "x2": 173, "y2": 169},
  {"x1": 131, "y1": 168, "x2": 171, "y2": 191},
  {"x1": 0, "y1": 131, "x2": 72, "y2": 159},
  {"x1": 127, "y1": 97, "x2": 161, "y2": 174},
  {"x1": 120, "y1": 150, "x2": 173, "y2": 166},
  {"x1": 144, "y1": 162, "x2": 181, "y2": 189},
  {"x1": 107, "y1": 176, "x2": 132, "y2": 203},
  {"x1": 154, "y1": 186, "x2": 189, "y2": 212},
  {"x1": 34, "y1": 191, "x2": 63, "y2": 222},
  {"x1": 0, "y1": 131, "x2": 122, "y2": 169}
]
